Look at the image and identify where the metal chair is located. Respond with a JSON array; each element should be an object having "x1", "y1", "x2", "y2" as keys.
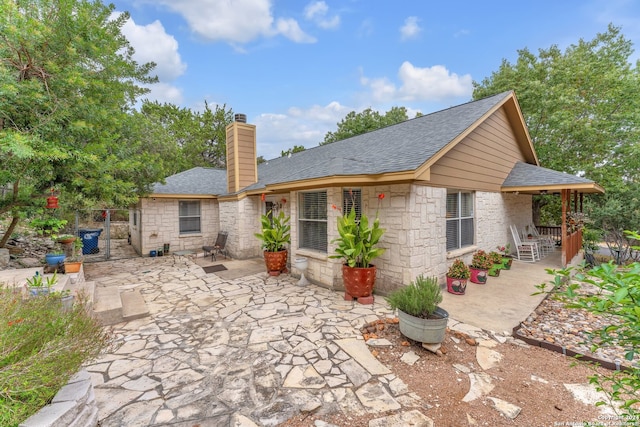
[
  {"x1": 202, "y1": 231, "x2": 228, "y2": 261},
  {"x1": 510, "y1": 225, "x2": 539, "y2": 262}
]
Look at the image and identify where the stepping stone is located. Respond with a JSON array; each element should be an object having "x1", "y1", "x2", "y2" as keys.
[
  {"x1": 282, "y1": 365, "x2": 325, "y2": 389},
  {"x1": 400, "y1": 351, "x2": 420, "y2": 365},
  {"x1": 335, "y1": 339, "x2": 391, "y2": 375},
  {"x1": 462, "y1": 372, "x2": 494, "y2": 402},
  {"x1": 488, "y1": 396, "x2": 521, "y2": 420},
  {"x1": 369, "y1": 409, "x2": 434, "y2": 427},
  {"x1": 355, "y1": 382, "x2": 401, "y2": 413},
  {"x1": 476, "y1": 346, "x2": 503, "y2": 370}
]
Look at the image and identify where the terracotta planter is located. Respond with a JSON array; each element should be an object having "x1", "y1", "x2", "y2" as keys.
[
  {"x1": 446, "y1": 276, "x2": 467, "y2": 295},
  {"x1": 264, "y1": 250, "x2": 288, "y2": 276},
  {"x1": 342, "y1": 264, "x2": 376, "y2": 298},
  {"x1": 64, "y1": 261, "x2": 82, "y2": 273},
  {"x1": 469, "y1": 267, "x2": 488, "y2": 284}
]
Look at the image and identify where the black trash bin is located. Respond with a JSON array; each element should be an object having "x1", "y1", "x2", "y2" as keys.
[{"x1": 79, "y1": 228, "x2": 103, "y2": 255}]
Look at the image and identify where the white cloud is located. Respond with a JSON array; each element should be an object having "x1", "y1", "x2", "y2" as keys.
[
  {"x1": 155, "y1": 0, "x2": 314, "y2": 44},
  {"x1": 360, "y1": 61, "x2": 473, "y2": 103},
  {"x1": 304, "y1": 1, "x2": 340, "y2": 29},
  {"x1": 400, "y1": 16, "x2": 421, "y2": 40},
  {"x1": 120, "y1": 16, "x2": 186, "y2": 81},
  {"x1": 276, "y1": 18, "x2": 316, "y2": 43},
  {"x1": 253, "y1": 101, "x2": 351, "y2": 159},
  {"x1": 141, "y1": 82, "x2": 184, "y2": 105}
]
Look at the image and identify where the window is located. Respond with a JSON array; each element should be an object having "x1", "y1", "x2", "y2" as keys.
[
  {"x1": 446, "y1": 191, "x2": 474, "y2": 250},
  {"x1": 133, "y1": 211, "x2": 137, "y2": 226},
  {"x1": 179, "y1": 201, "x2": 201, "y2": 234},
  {"x1": 298, "y1": 191, "x2": 327, "y2": 251},
  {"x1": 342, "y1": 188, "x2": 361, "y2": 220}
]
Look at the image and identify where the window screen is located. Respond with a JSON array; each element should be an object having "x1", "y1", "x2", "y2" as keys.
[
  {"x1": 179, "y1": 201, "x2": 201, "y2": 234},
  {"x1": 446, "y1": 191, "x2": 474, "y2": 250},
  {"x1": 342, "y1": 188, "x2": 362, "y2": 220},
  {"x1": 298, "y1": 191, "x2": 327, "y2": 251}
]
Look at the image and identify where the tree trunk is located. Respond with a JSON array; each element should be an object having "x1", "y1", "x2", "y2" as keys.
[{"x1": 0, "y1": 216, "x2": 19, "y2": 248}]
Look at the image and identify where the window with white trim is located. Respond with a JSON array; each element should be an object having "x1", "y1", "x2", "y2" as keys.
[
  {"x1": 446, "y1": 191, "x2": 474, "y2": 250},
  {"x1": 342, "y1": 188, "x2": 361, "y2": 220},
  {"x1": 179, "y1": 201, "x2": 201, "y2": 234},
  {"x1": 298, "y1": 191, "x2": 327, "y2": 251}
]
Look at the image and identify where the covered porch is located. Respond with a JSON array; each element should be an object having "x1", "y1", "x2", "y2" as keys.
[{"x1": 501, "y1": 162, "x2": 605, "y2": 267}]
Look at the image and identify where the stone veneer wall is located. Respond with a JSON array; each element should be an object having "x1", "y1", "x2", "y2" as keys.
[
  {"x1": 475, "y1": 191, "x2": 532, "y2": 255},
  {"x1": 137, "y1": 198, "x2": 219, "y2": 256},
  {"x1": 219, "y1": 196, "x2": 262, "y2": 259},
  {"x1": 19, "y1": 370, "x2": 97, "y2": 427}
]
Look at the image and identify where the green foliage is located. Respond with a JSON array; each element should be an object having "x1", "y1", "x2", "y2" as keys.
[
  {"x1": 321, "y1": 106, "x2": 412, "y2": 144},
  {"x1": 0, "y1": 0, "x2": 169, "y2": 243},
  {"x1": 329, "y1": 206, "x2": 386, "y2": 268},
  {"x1": 473, "y1": 25, "x2": 640, "y2": 230},
  {"x1": 28, "y1": 216, "x2": 67, "y2": 237},
  {"x1": 471, "y1": 250, "x2": 492, "y2": 270},
  {"x1": 254, "y1": 210, "x2": 291, "y2": 252},
  {"x1": 0, "y1": 288, "x2": 110, "y2": 426},
  {"x1": 536, "y1": 230, "x2": 640, "y2": 417},
  {"x1": 447, "y1": 259, "x2": 470, "y2": 279},
  {"x1": 280, "y1": 145, "x2": 306, "y2": 157},
  {"x1": 386, "y1": 275, "x2": 443, "y2": 318}
]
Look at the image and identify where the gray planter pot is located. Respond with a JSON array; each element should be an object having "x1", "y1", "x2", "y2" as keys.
[{"x1": 397, "y1": 307, "x2": 449, "y2": 344}]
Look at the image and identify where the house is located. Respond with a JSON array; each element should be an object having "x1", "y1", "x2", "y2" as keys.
[{"x1": 130, "y1": 91, "x2": 603, "y2": 294}]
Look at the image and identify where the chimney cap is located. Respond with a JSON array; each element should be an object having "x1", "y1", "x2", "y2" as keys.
[{"x1": 234, "y1": 113, "x2": 247, "y2": 123}]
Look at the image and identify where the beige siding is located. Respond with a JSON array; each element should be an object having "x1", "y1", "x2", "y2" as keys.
[
  {"x1": 226, "y1": 126, "x2": 237, "y2": 193},
  {"x1": 225, "y1": 122, "x2": 257, "y2": 193},
  {"x1": 429, "y1": 108, "x2": 529, "y2": 191}
]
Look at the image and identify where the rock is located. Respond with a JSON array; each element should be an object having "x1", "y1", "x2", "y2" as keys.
[
  {"x1": 462, "y1": 372, "x2": 494, "y2": 402},
  {"x1": 366, "y1": 338, "x2": 394, "y2": 347},
  {"x1": 452, "y1": 363, "x2": 471, "y2": 374},
  {"x1": 400, "y1": 351, "x2": 420, "y2": 365},
  {"x1": 421, "y1": 342, "x2": 441, "y2": 354},
  {"x1": 369, "y1": 409, "x2": 434, "y2": 427},
  {"x1": 487, "y1": 396, "x2": 522, "y2": 419},
  {"x1": 476, "y1": 346, "x2": 503, "y2": 370},
  {"x1": 354, "y1": 382, "x2": 401, "y2": 413}
]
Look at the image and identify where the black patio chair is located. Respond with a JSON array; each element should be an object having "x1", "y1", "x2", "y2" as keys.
[{"x1": 202, "y1": 231, "x2": 228, "y2": 261}]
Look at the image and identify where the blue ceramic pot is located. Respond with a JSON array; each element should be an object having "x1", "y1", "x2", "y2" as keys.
[{"x1": 45, "y1": 253, "x2": 66, "y2": 266}]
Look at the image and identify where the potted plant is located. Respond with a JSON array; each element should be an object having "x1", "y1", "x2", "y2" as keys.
[
  {"x1": 329, "y1": 195, "x2": 386, "y2": 304},
  {"x1": 488, "y1": 251, "x2": 503, "y2": 277},
  {"x1": 56, "y1": 234, "x2": 76, "y2": 245},
  {"x1": 497, "y1": 244, "x2": 512, "y2": 270},
  {"x1": 470, "y1": 250, "x2": 492, "y2": 284},
  {"x1": 386, "y1": 275, "x2": 449, "y2": 344},
  {"x1": 44, "y1": 249, "x2": 66, "y2": 271},
  {"x1": 26, "y1": 271, "x2": 57, "y2": 297},
  {"x1": 51, "y1": 289, "x2": 74, "y2": 311},
  {"x1": 64, "y1": 238, "x2": 84, "y2": 273},
  {"x1": 446, "y1": 259, "x2": 470, "y2": 295},
  {"x1": 254, "y1": 210, "x2": 291, "y2": 276}
]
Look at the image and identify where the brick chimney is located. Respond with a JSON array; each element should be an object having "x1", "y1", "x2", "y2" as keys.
[{"x1": 226, "y1": 114, "x2": 257, "y2": 193}]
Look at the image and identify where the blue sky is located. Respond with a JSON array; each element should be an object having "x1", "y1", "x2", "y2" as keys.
[{"x1": 109, "y1": 0, "x2": 640, "y2": 160}]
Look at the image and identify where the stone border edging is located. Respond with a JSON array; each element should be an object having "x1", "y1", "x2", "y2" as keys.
[
  {"x1": 19, "y1": 370, "x2": 98, "y2": 427},
  {"x1": 511, "y1": 324, "x2": 633, "y2": 372}
]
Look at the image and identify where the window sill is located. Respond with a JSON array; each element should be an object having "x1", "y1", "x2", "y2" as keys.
[
  {"x1": 179, "y1": 233, "x2": 202, "y2": 238},
  {"x1": 295, "y1": 249, "x2": 328, "y2": 261},
  {"x1": 446, "y1": 245, "x2": 478, "y2": 259}
]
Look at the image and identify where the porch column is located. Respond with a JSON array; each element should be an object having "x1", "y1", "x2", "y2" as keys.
[{"x1": 561, "y1": 189, "x2": 568, "y2": 266}]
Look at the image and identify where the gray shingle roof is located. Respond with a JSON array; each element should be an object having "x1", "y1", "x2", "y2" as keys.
[
  {"x1": 243, "y1": 91, "x2": 512, "y2": 191},
  {"x1": 152, "y1": 167, "x2": 227, "y2": 195},
  {"x1": 502, "y1": 162, "x2": 596, "y2": 188}
]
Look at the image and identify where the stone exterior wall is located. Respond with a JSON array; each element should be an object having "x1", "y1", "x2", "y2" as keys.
[
  {"x1": 220, "y1": 196, "x2": 262, "y2": 259},
  {"x1": 19, "y1": 370, "x2": 97, "y2": 427},
  {"x1": 476, "y1": 191, "x2": 532, "y2": 256},
  {"x1": 135, "y1": 198, "x2": 219, "y2": 256}
]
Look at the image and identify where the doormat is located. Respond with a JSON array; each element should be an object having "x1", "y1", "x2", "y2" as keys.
[{"x1": 203, "y1": 265, "x2": 227, "y2": 273}]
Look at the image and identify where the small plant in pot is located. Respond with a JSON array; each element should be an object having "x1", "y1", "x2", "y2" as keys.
[
  {"x1": 255, "y1": 210, "x2": 291, "y2": 276},
  {"x1": 386, "y1": 275, "x2": 449, "y2": 344},
  {"x1": 64, "y1": 238, "x2": 84, "y2": 273},
  {"x1": 470, "y1": 250, "x2": 492, "y2": 284},
  {"x1": 497, "y1": 244, "x2": 512, "y2": 270},
  {"x1": 446, "y1": 259, "x2": 470, "y2": 295},
  {"x1": 487, "y1": 251, "x2": 503, "y2": 277},
  {"x1": 26, "y1": 271, "x2": 57, "y2": 297}
]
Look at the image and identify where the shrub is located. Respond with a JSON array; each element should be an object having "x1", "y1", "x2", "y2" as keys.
[
  {"x1": 386, "y1": 275, "x2": 442, "y2": 318},
  {"x1": 0, "y1": 288, "x2": 111, "y2": 426},
  {"x1": 447, "y1": 259, "x2": 470, "y2": 279},
  {"x1": 471, "y1": 250, "x2": 492, "y2": 270}
]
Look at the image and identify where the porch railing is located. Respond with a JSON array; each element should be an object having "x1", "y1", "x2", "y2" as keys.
[
  {"x1": 536, "y1": 225, "x2": 561, "y2": 245},
  {"x1": 565, "y1": 229, "x2": 582, "y2": 265}
]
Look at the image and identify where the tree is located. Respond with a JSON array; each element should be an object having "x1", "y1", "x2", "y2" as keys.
[
  {"x1": 140, "y1": 100, "x2": 234, "y2": 172},
  {"x1": 473, "y1": 24, "x2": 640, "y2": 231},
  {"x1": 0, "y1": 0, "x2": 166, "y2": 245},
  {"x1": 322, "y1": 106, "x2": 411, "y2": 144},
  {"x1": 280, "y1": 145, "x2": 305, "y2": 157}
]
